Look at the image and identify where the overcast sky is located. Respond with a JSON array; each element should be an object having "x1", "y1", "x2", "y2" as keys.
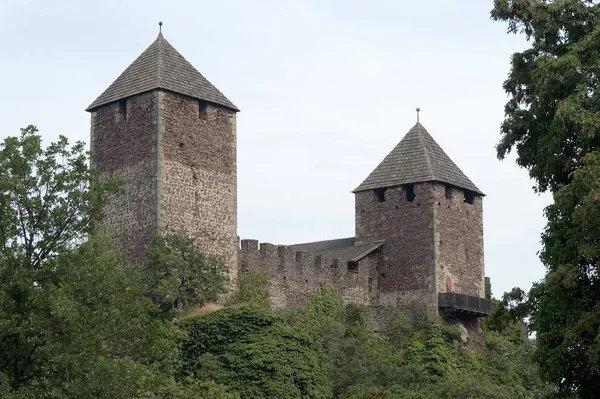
[{"x1": 0, "y1": 0, "x2": 551, "y2": 298}]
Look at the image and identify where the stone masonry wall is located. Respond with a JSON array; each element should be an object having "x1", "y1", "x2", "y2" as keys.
[
  {"x1": 90, "y1": 91, "x2": 158, "y2": 263},
  {"x1": 355, "y1": 184, "x2": 437, "y2": 310},
  {"x1": 238, "y1": 240, "x2": 376, "y2": 308},
  {"x1": 435, "y1": 184, "x2": 484, "y2": 297},
  {"x1": 160, "y1": 91, "x2": 238, "y2": 282}
]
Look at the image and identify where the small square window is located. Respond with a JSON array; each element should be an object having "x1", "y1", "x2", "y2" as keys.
[
  {"x1": 374, "y1": 188, "x2": 386, "y2": 202},
  {"x1": 405, "y1": 184, "x2": 415, "y2": 202},
  {"x1": 198, "y1": 100, "x2": 208, "y2": 119},
  {"x1": 117, "y1": 99, "x2": 127, "y2": 122},
  {"x1": 445, "y1": 184, "x2": 453, "y2": 199},
  {"x1": 464, "y1": 191, "x2": 475, "y2": 204}
]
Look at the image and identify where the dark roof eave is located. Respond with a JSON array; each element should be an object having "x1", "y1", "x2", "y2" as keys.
[
  {"x1": 85, "y1": 87, "x2": 240, "y2": 113},
  {"x1": 350, "y1": 240, "x2": 384, "y2": 262},
  {"x1": 352, "y1": 180, "x2": 485, "y2": 197}
]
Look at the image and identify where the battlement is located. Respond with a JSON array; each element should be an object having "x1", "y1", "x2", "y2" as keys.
[
  {"x1": 239, "y1": 239, "x2": 349, "y2": 272},
  {"x1": 238, "y1": 239, "x2": 374, "y2": 308}
]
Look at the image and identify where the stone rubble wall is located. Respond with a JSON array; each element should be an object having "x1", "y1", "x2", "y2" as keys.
[
  {"x1": 160, "y1": 91, "x2": 238, "y2": 283},
  {"x1": 90, "y1": 91, "x2": 158, "y2": 264},
  {"x1": 355, "y1": 183, "x2": 437, "y2": 297},
  {"x1": 238, "y1": 239, "x2": 375, "y2": 308},
  {"x1": 435, "y1": 185, "x2": 485, "y2": 298}
]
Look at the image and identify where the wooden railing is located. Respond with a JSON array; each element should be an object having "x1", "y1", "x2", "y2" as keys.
[{"x1": 438, "y1": 292, "x2": 492, "y2": 317}]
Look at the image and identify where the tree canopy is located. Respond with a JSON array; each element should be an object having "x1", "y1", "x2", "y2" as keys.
[
  {"x1": 143, "y1": 232, "x2": 229, "y2": 317},
  {"x1": 0, "y1": 127, "x2": 181, "y2": 397},
  {"x1": 492, "y1": 1, "x2": 600, "y2": 396}
]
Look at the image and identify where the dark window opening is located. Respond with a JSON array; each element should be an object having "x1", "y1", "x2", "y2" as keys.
[
  {"x1": 118, "y1": 99, "x2": 127, "y2": 121},
  {"x1": 198, "y1": 100, "x2": 208, "y2": 119},
  {"x1": 348, "y1": 261, "x2": 358, "y2": 272},
  {"x1": 464, "y1": 191, "x2": 475, "y2": 204},
  {"x1": 368, "y1": 277, "x2": 373, "y2": 293},
  {"x1": 405, "y1": 184, "x2": 415, "y2": 202},
  {"x1": 374, "y1": 188, "x2": 387, "y2": 202},
  {"x1": 445, "y1": 184, "x2": 453, "y2": 199}
]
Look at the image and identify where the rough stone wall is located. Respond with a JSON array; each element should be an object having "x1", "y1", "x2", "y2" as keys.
[
  {"x1": 355, "y1": 184, "x2": 437, "y2": 310},
  {"x1": 435, "y1": 184, "x2": 484, "y2": 297},
  {"x1": 90, "y1": 91, "x2": 158, "y2": 263},
  {"x1": 238, "y1": 240, "x2": 376, "y2": 308},
  {"x1": 160, "y1": 91, "x2": 237, "y2": 282}
]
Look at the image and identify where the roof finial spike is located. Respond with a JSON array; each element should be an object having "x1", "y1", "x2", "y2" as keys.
[
  {"x1": 416, "y1": 107, "x2": 421, "y2": 123},
  {"x1": 159, "y1": 21, "x2": 163, "y2": 34}
]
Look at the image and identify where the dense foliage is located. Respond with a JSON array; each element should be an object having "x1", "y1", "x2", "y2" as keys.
[
  {"x1": 0, "y1": 116, "x2": 552, "y2": 399},
  {"x1": 226, "y1": 270, "x2": 271, "y2": 308},
  {"x1": 179, "y1": 306, "x2": 330, "y2": 399},
  {"x1": 291, "y1": 288, "x2": 550, "y2": 398},
  {"x1": 492, "y1": 1, "x2": 600, "y2": 396},
  {"x1": 143, "y1": 232, "x2": 229, "y2": 317},
  {"x1": 175, "y1": 287, "x2": 550, "y2": 399},
  {"x1": 0, "y1": 128, "x2": 178, "y2": 397}
]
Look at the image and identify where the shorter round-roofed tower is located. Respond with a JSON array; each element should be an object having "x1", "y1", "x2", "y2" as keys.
[
  {"x1": 354, "y1": 122, "x2": 487, "y2": 319},
  {"x1": 87, "y1": 31, "x2": 239, "y2": 282}
]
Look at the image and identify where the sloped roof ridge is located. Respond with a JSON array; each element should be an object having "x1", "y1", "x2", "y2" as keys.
[
  {"x1": 353, "y1": 122, "x2": 483, "y2": 195},
  {"x1": 86, "y1": 33, "x2": 238, "y2": 112}
]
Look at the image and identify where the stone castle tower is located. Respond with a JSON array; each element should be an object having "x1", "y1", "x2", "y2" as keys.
[
  {"x1": 86, "y1": 32, "x2": 239, "y2": 281},
  {"x1": 89, "y1": 32, "x2": 490, "y2": 330},
  {"x1": 352, "y1": 122, "x2": 486, "y2": 317}
]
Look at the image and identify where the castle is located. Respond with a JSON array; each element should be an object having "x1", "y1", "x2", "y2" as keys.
[{"x1": 87, "y1": 32, "x2": 491, "y2": 331}]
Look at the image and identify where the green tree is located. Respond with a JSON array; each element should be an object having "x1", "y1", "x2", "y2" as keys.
[
  {"x1": 144, "y1": 232, "x2": 229, "y2": 316},
  {"x1": 492, "y1": 1, "x2": 600, "y2": 396},
  {"x1": 178, "y1": 306, "x2": 330, "y2": 399},
  {"x1": 227, "y1": 270, "x2": 271, "y2": 308},
  {"x1": 492, "y1": 0, "x2": 600, "y2": 193},
  {"x1": 531, "y1": 152, "x2": 600, "y2": 397},
  {"x1": 0, "y1": 127, "x2": 179, "y2": 398}
]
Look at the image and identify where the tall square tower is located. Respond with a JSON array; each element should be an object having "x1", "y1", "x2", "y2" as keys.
[{"x1": 86, "y1": 32, "x2": 239, "y2": 280}]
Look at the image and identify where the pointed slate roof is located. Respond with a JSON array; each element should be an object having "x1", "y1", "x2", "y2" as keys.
[
  {"x1": 86, "y1": 33, "x2": 238, "y2": 112},
  {"x1": 353, "y1": 123, "x2": 484, "y2": 195}
]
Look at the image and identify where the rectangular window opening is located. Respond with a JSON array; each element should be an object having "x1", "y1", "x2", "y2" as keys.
[
  {"x1": 445, "y1": 184, "x2": 453, "y2": 199},
  {"x1": 348, "y1": 261, "x2": 359, "y2": 272},
  {"x1": 118, "y1": 99, "x2": 127, "y2": 121},
  {"x1": 198, "y1": 100, "x2": 208, "y2": 119},
  {"x1": 374, "y1": 188, "x2": 387, "y2": 202},
  {"x1": 405, "y1": 184, "x2": 415, "y2": 202},
  {"x1": 464, "y1": 191, "x2": 475, "y2": 204}
]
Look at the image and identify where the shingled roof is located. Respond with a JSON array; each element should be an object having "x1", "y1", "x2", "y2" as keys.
[
  {"x1": 291, "y1": 237, "x2": 384, "y2": 262},
  {"x1": 353, "y1": 123, "x2": 484, "y2": 195},
  {"x1": 86, "y1": 33, "x2": 238, "y2": 112}
]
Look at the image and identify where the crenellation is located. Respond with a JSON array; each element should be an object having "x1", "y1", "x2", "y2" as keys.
[
  {"x1": 241, "y1": 239, "x2": 259, "y2": 252},
  {"x1": 295, "y1": 250, "x2": 313, "y2": 264},
  {"x1": 259, "y1": 242, "x2": 276, "y2": 256},
  {"x1": 315, "y1": 255, "x2": 331, "y2": 269}
]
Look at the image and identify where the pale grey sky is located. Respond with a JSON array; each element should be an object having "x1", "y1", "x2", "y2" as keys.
[{"x1": 0, "y1": 0, "x2": 551, "y2": 298}]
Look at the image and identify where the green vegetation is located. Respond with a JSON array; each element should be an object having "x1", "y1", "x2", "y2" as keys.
[
  {"x1": 175, "y1": 286, "x2": 551, "y2": 399},
  {"x1": 0, "y1": 127, "x2": 178, "y2": 397},
  {"x1": 492, "y1": 1, "x2": 600, "y2": 396},
  {"x1": 0, "y1": 125, "x2": 553, "y2": 398},
  {"x1": 179, "y1": 306, "x2": 329, "y2": 399},
  {"x1": 227, "y1": 270, "x2": 271, "y2": 308},
  {"x1": 143, "y1": 232, "x2": 229, "y2": 317}
]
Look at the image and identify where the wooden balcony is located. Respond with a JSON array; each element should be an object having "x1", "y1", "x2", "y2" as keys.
[{"x1": 438, "y1": 292, "x2": 492, "y2": 317}]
